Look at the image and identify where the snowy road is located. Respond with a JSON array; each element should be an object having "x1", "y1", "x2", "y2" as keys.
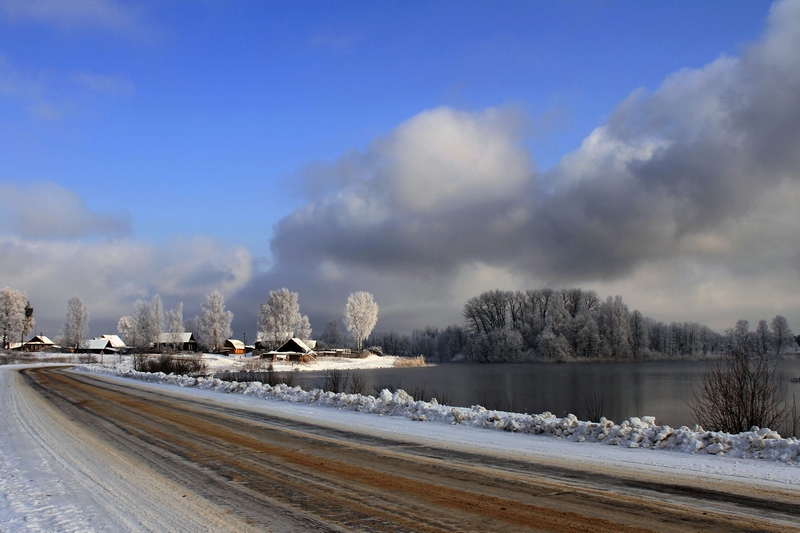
[{"x1": 3, "y1": 366, "x2": 800, "y2": 532}]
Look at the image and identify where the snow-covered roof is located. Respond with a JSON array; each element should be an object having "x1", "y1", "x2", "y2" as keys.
[
  {"x1": 100, "y1": 334, "x2": 127, "y2": 348},
  {"x1": 82, "y1": 339, "x2": 111, "y2": 350},
  {"x1": 27, "y1": 335, "x2": 55, "y2": 345},
  {"x1": 225, "y1": 339, "x2": 245, "y2": 350},
  {"x1": 275, "y1": 338, "x2": 314, "y2": 353},
  {"x1": 157, "y1": 332, "x2": 195, "y2": 344}
]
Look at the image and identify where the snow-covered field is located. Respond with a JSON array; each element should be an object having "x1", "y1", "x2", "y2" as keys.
[{"x1": 2, "y1": 353, "x2": 799, "y2": 531}]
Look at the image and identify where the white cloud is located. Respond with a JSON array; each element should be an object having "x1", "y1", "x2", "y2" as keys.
[
  {"x1": 0, "y1": 235, "x2": 253, "y2": 338},
  {"x1": 380, "y1": 107, "x2": 532, "y2": 214}
]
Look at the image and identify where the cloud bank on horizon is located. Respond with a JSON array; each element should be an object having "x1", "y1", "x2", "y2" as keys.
[
  {"x1": 253, "y1": 0, "x2": 800, "y2": 332},
  {"x1": 1, "y1": 1, "x2": 799, "y2": 338}
]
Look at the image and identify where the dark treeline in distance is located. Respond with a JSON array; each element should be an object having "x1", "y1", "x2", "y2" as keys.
[{"x1": 365, "y1": 288, "x2": 795, "y2": 363}]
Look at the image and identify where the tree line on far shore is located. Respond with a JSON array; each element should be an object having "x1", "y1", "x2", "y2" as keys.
[
  {"x1": 2, "y1": 284, "x2": 796, "y2": 362},
  {"x1": 365, "y1": 288, "x2": 797, "y2": 363}
]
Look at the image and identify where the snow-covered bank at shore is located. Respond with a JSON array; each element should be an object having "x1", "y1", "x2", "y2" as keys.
[
  {"x1": 204, "y1": 352, "x2": 403, "y2": 372},
  {"x1": 77, "y1": 363, "x2": 800, "y2": 465}
]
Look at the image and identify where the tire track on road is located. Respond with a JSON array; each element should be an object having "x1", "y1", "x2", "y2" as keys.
[{"x1": 19, "y1": 367, "x2": 800, "y2": 532}]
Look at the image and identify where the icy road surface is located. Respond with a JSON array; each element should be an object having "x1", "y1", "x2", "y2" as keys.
[{"x1": 2, "y1": 366, "x2": 800, "y2": 532}]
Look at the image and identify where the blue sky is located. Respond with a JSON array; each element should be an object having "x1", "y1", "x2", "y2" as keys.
[{"x1": 3, "y1": 0, "x2": 799, "y2": 340}]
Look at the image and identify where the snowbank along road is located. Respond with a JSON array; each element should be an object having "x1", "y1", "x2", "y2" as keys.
[{"x1": 3, "y1": 365, "x2": 800, "y2": 532}]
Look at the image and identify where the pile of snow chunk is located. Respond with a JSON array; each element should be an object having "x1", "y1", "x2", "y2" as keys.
[{"x1": 75, "y1": 364, "x2": 800, "y2": 465}]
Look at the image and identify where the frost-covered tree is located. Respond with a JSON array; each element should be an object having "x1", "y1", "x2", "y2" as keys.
[
  {"x1": 165, "y1": 302, "x2": 184, "y2": 350},
  {"x1": 734, "y1": 319, "x2": 750, "y2": 338},
  {"x1": 0, "y1": 287, "x2": 27, "y2": 349},
  {"x1": 117, "y1": 315, "x2": 136, "y2": 346},
  {"x1": 471, "y1": 327, "x2": 524, "y2": 363},
  {"x1": 184, "y1": 315, "x2": 201, "y2": 338},
  {"x1": 120, "y1": 295, "x2": 164, "y2": 350},
  {"x1": 629, "y1": 310, "x2": 649, "y2": 358},
  {"x1": 62, "y1": 296, "x2": 89, "y2": 350},
  {"x1": 257, "y1": 288, "x2": 311, "y2": 349},
  {"x1": 344, "y1": 291, "x2": 378, "y2": 352},
  {"x1": 151, "y1": 294, "x2": 164, "y2": 346},
  {"x1": 574, "y1": 315, "x2": 603, "y2": 358},
  {"x1": 200, "y1": 290, "x2": 232, "y2": 352},
  {"x1": 770, "y1": 315, "x2": 794, "y2": 355},
  {"x1": 598, "y1": 296, "x2": 632, "y2": 359},
  {"x1": 293, "y1": 314, "x2": 312, "y2": 340},
  {"x1": 538, "y1": 329, "x2": 572, "y2": 361}
]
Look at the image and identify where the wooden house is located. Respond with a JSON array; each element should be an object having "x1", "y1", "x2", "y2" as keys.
[
  {"x1": 156, "y1": 332, "x2": 198, "y2": 352},
  {"x1": 223, "y1": 339, "x2": 245, "y2": 355},
  {"x1": 23, "y1": 335, "x2": 58, "y2": 352}
]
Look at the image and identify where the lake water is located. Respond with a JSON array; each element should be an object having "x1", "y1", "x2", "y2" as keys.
[{"x1": 288, "y1": 359, "x2": 800, "y2": 429}]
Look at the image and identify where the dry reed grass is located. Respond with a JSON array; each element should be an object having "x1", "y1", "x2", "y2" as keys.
[{"x1": 393, "y1": 355, "x2": 426, "y2": 368}]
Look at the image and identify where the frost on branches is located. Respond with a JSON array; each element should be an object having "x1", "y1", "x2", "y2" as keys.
[
  {"x1": 257, "y1": 288, "x2": 311, "y2": 349},
  {"x1": 200, "y1": 291, "x2": 233, "y2": 352},
  {"x1": 62, "y1": 296, "x2": 89, "y2": 350},
  {"x1": 0, "y1": 287, "x2": 28, "y2": 349},
  {"x1": 345, "y1": 291, "x2": 379, "y2": 352}
]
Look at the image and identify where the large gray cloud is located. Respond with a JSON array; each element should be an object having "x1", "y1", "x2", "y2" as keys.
[{"x1": 243, "y1": 0, "x2": 800, "y2": 333}]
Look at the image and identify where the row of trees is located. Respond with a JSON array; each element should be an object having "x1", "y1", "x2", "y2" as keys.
[
  {"x1": 118, "y1": 292, "x2": 232, "y2": 352},
  {"x1": 361, "y1": 288, "x2": 797, "y2": 363},
  {"x1": 2, "y1": 285, "x2": 380, "y2": 354},
  {"x1": 257, "y1": 289, "x2": 379, "y2": 352},
  {"x1": 459, "y1": 288, "x2": 797, "y2": 362},
  {"x1": 5, "y1": 283, "x2": 794, "y2": 361},
  {"x1": 114, "y1": 289, "x2": 379, "y2": 353}
]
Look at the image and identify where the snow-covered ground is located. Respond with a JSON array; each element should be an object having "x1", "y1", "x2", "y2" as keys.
[
  {"x1": 202, "y1": 352, "x2": 403, "y2": 373},
  {"x1": 3, "y1": 353, "x2": 799, "y2": 531}
]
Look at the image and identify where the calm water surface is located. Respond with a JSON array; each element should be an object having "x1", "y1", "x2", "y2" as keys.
[{"x1": 291, "y1": 359, "x2": 800, "y2": 428}]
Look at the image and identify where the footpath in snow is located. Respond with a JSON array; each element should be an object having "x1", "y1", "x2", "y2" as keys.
[{"x1": 77, "y1": 363, "x2": 800, "y2": 466}]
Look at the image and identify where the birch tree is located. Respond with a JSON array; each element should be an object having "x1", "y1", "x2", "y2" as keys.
[
  {"x1": 0, "y1": 287, "x2": 26, "y2": 349},
  {"x1": 62, "y1": 296, "x2": 89, "y2": 350},
  {"x1": 165, "y1": 302, "x2": 185, "y2": 350},
  {"x1": 151, "y1": 294, "x2": 164, "y2": 347},
  {"x1": 200, "y1": 290, "x2": 232, "y2": 352},
  {"x1": 257, "y1": 288, "x2": 311, "y2": 348},
  {"x1": 344, "y1": 291, "x2": 378, "y2": 352},
  {"x1": 118, "y1": 295, "x2": 168, "y2": 350},
  {"x1": 117, "y1": 315, "x2": 136, "y2": 347}
]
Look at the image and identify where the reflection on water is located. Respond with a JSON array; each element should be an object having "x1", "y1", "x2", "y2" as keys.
[{"x1": 290, "y1": 359, "x2": 800, "y2": 428}]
